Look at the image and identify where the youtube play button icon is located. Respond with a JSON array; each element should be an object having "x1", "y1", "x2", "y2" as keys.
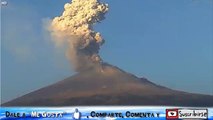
[{"x1": 166, "y1": 109, "x2": 178, "y2": 119}]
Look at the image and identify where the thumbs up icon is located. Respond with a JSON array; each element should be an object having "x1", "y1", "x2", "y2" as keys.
[{"x1": 73, "y1": 108, "x2": 81, "y2": 120}]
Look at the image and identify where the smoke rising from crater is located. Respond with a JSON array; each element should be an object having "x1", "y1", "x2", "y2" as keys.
[{"x1": 50, "y1": 0, "x2": 109, "y2": 72}]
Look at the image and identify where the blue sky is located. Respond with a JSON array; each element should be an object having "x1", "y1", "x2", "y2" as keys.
[{"x1": 1, "y1": 0, "x2": 213, "y2": 103}]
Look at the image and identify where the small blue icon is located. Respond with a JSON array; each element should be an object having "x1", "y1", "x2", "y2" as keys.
[
  {"x1": 1, "y1": 1, "x2": 8, "y2": 6},
  {"x1": 73, "y1": 108, "x2": 81, "y2": 120}
]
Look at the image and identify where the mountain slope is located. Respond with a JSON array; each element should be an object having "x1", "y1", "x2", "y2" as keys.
[{"x1": 2, "y1": 63, "x2": 213, "y2": 106}]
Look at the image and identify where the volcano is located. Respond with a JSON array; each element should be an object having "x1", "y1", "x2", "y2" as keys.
[{"x1": 2, "y1": 63, "x2": 213, "y2": 106}]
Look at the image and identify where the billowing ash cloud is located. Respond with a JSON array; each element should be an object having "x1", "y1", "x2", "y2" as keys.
[{"x1": 50, "y1": 0, "x2": 109, "y2": 72}]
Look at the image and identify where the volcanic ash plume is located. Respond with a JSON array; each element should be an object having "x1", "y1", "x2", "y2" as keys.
[{"x1": 50, "y1": 0, "x2": 109, "y2": 72}]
